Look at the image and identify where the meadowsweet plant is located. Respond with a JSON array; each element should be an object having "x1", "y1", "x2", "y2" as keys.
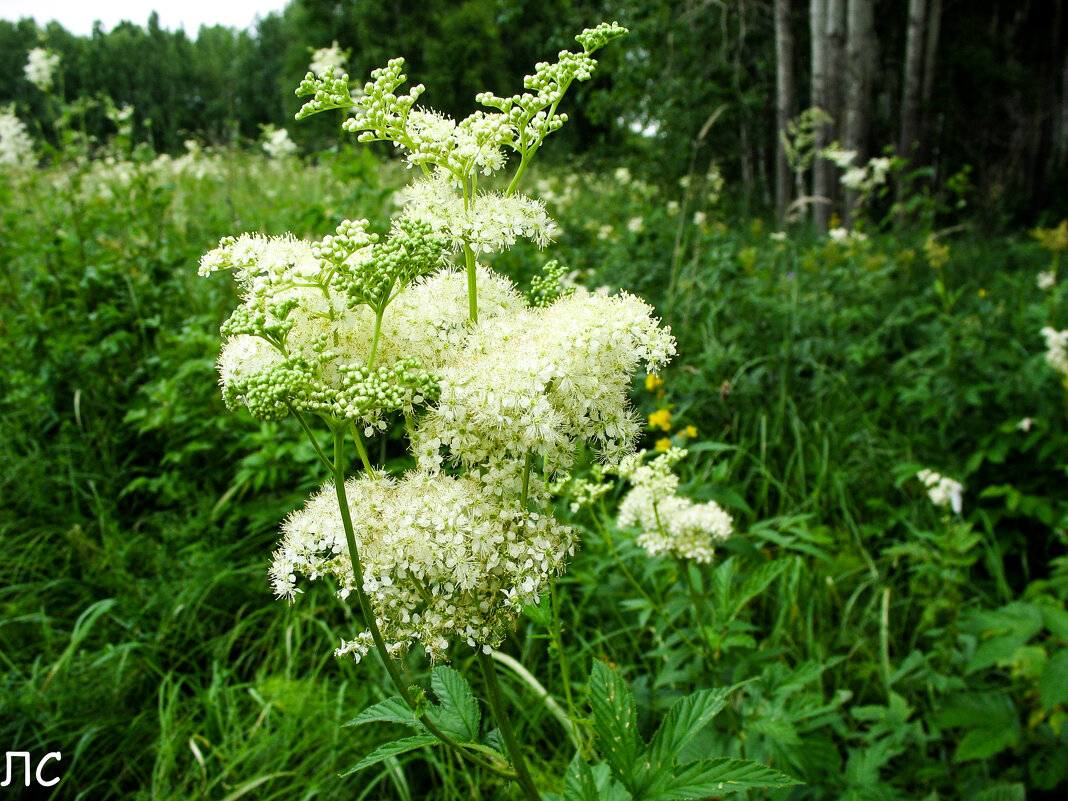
[{"x1": 201, "y1": 23, "x2": 798, "y2": 798}]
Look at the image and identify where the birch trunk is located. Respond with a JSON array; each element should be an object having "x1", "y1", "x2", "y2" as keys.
[
  {"x1": 775, "y1": 0, "x2": 796, "y2": 221},
  {"x1": 899, "y1": 0, "x2": 927, "y2": 161},
  {"x1": 843, "y1": 0, "x2": 875, "y2": 222}
]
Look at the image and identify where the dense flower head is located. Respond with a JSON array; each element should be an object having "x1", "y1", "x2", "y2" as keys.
[
  {"x1": 261, "y1": 125, "x2": 298, "y2": 159},
  {"x1": 309, "y1": 41, "x2": 347, "y2": 77},
  {"x1": 614, "y1": 448, "x2": 733, "y2": 562},
  {"x1": 916, "y1": 469, "x2": 963, "y2": 515},
  {"x1": 413, "y1": 289, "x2": 676, "y2": 477},
  {"x1": 1041, "y1": 326, "x2": 1068, "y2": 377},
  {"x1": 0, "y1": 105, "x2": 34, "y2": 168},
  {"x1": 270, "y1": 471, "x2": 575, "y2": 662},
  {"x1": 402, "y1": 171, "x2": 558, "y2": 253},
  {"x1": 24, "y1": 47, "x2": 60, "y2": 91}
]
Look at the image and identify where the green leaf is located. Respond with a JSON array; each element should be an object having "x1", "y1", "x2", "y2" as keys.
[
  {"x1": 343, "y1": 696, "x2": 423, "y2": 730},
  {"x1": 340, "y1": 734, "x2": 439, "y2": 776},
  {"x1": 562, "y1": 752, "x2": 600, "y2": 801},
  {"x1": 590, "y1": 764, "x2": 635, "y2": 801},
  {"x1": 973, "y1": 783, "x2": 1026, "y2": 801},
  {"x1": 430, "y1": 665, "x2": 480, "y2": 741},
  {"x1": 729, "y1": 560, "x2": 789, "y2": 619},
  {"x1": 1040, "y1": 649, "x2": 1068, "y2": 712},
  {"x1": 590, "y1": 660, "x2": 642, "y2": 790},
  {"x1": 954, "y1": 727, "x2": 1017, "y2": 762},
  {"x1": 1041, "y1": 606, "x2": 1068, "y2": 641},
  {"x1": 647, "y1": 689, "x2": 730, "y2": 770},
  {"x1": 651, "y1": 758, "x2": 801, "y2": 799}
]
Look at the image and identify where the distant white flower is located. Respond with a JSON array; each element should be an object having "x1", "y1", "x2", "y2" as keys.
[
  {"x1": 666, "y1": 200, "x2": 679, "y2": 215},
  {"x1": 917, "y1": 469, "x2": 963, "y2": 515},
  {"x1": 24, "y1": 48, "x2": 60, "y2": 91},
  {"x1": 770, "y1": 231, "x2": 788, "y2": 241},
  {"x1": 614, "y1": 166, "x2": 632, "y2": 184},
  {"x1": 261, "y1": 126, "x2": 298, "y2": 159},
  {"x1": 1041, "y1": 327, "x2": 1068, "y2": 377},
  {"x1": 822, "y1": 147, "x2": 857, "y2": 169},
  {"x1": 627, "y1": 216, "x2": 644, "y2": 233},
  {"x1": 840, "y1": 166, "x2": 868, "y2": 191},
  {"x1": 828, "y1": 226, "x2": 867, "y2": 245},
  {"x1": 1017, "y1": 417, "x2": 1034, "y2": 432},
  {"x1": 309, "y1": 41, "x2": 346, "y2": 77},
  {"x1": 693, "y1": 211, "x2": 707, "y2": 227},
  {"x1": 0, "y1": 105, "x2": 34, "y2": 168},
  {"x1": 1038, "y1": 271, "x2": 1056, "y2": 291}
]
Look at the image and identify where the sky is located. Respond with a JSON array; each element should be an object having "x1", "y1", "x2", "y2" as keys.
[{"x1": 0, "y1": 0, "x2": 291, "y2": 36}]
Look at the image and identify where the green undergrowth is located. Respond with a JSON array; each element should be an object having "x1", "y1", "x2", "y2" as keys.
[{"x1": 3, "y1": 150, "x2": 1067, "y2": 799}]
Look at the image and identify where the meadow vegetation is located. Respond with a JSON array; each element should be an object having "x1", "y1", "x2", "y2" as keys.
[{"x1": 2, "y1": 23, "x2": 1068, "y2": 801}]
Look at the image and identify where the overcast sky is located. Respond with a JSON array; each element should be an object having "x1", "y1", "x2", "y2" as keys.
[{"x1": 0, "y1": 0, "x2": 291, "y2": 36}]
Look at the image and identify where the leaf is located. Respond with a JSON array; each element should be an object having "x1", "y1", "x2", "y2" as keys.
[
  {"x1": 430, "y1": 665, "x2": 481, "y2": 741},
  {"x1": 954, "y1": 726, "x2": 1017, "y2": 762},
  {"x1": 651, "y1": 758, "x2": 801, "y2": 799},
  {"x1": 340, "y1": 734, "x2": 439, "y2": 776},
  {"x1": 647, "y1": 689, "x2": 730, "y2": 770},
  {"x1": 562, "y1": 752, "x2": 600, "y2": 801},
  {"x1": 589, "y1": 660, "x2": 642, "y2": 790},
  {"x1": 1040, "y1": 649, "x2": 1068, "y2": 712},
  {"x1": 729, "y1": 560, "x2": 789, "y2": 619},
  {"x1": 973, "y1": 783, "x2": 1026, "y2": 801},
  {"x1": 343, "y1": 696, "x2": 423, "y2": 730},
  {"x1": 590, "y1": 764, "x2": 635, "y2": 801}
]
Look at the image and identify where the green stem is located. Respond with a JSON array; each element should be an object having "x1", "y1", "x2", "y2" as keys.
[
  {"x1": 549, "y1": 585, "x2": 580, "y2": 741},
  {"x1": 464, "y1": 243, "x2": 479, "y2": 324},
  {"x1": 348, "y1": 422, "x2": 375, "y2": 475},
  {"x1": 328, "y1": 425, "x2": 514, "y2": 780},
  {"x1": 593, "y1": 505, "x2": 709, "y2": 660},
  {"x1": 368, "y1": 308, "x2": 384, "y2": 369},
  {"x1": 287, "y1": 406, "x2": 332, "y2": 471},
  {"x1": 476, "y1": 650, "x2": 542, "y2": 801}
]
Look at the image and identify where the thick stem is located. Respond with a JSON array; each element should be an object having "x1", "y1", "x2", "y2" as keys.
[
  {"x1": 477, "y1": 650, "x2": 542, "y2": 801},
  {"x1": 464, "y1": 244, "x2": 479, "y2": 324},
  {"x1": 328, "y1": 425, "x2": 514, "y2": 779}
]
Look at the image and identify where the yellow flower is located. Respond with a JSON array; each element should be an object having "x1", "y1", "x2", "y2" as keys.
[
  {"x1": 684, "y1": 425, "x2": 698, "y2": 438},
  {"x1": 654, "y1": 437, "x2": 672, "y2": 452},
  {"x1": 978, "y1": 288, "x2": 987, "y2": 298},
  {"x1": 923, "y1": 236, "x2": 950, "y2": 269},
  {"x1": 1032, "y1": 220, "x2": 1068, "y2": 253},
  {"x1": 648, "y1": 409, "x2": 672, "y2": 431},
  {"x1": 645, "y1": 374, "x2": 664, "y2": 391}
]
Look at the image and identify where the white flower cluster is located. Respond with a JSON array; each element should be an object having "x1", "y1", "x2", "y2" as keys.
[
  {"x1": 614, "y1": 448, "x2": 733, "y2": 563},
  {"x1": 402, "y1": 171, "x2": 558, "y2": 252},
  {"x1": 1038, "y1": 271, "x2": 1057, "y2": 291},
  {"x1": 916, "y1": 469, "x2": 963, "y2": 515},
  {"x1": 261, "y1": 125, "x2": 298, "y2": 159},
  {"x1": 840, "y1": 156, "x2": 892, "y2": 193},
  {"x1": 414, "y1": 289, "x2": 675, "y2": 476},
  {"x1": 24, "y1": 47, "x2": 60, "y2": 91},
  {"x1": 271, "y1": 471, "x2": 574, "y2": 662},
  {"x1": 1041, "y1": 326, "x2": 1068, "y2": 377},
  {"x1": 310, "y1": 41, "x2": 347, "y2": 77},
  {"x1": 0, "y1": 105, "x2": 34, "y2": 168},
  {"x1": 828, "y1": 226, "x2": 868, "y2": 245}
]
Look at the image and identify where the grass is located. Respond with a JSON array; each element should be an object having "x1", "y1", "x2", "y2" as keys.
[{"x1": 2, "y1": 147, "x2": 1067, "y2": 799}]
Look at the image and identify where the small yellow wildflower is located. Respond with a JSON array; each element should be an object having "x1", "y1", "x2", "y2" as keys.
[
  {"x1": 655, "y1": 437, "x2": 672, "y2": 452},
  {"x1": 978, "y1": 288, "x2": 987, "y2": 298},
  {"x1": 684, "y1": 425, "x2": 698, "y2": 438},
  {"x1": 924, "y1": 236, "x2": 950, "y2": 269},
  {"x1": 645, "y1": 374, "x2": 664, "y2": 391},
  {"x1": 1032, "y1": 220, "x2": 1068, "y2": 253},
  {"x1": 829, "y1": 212, "x2": 841, "y2": 230},
  {"x1": 648, "y1": 409, "x2": 672, "y2": 431}
]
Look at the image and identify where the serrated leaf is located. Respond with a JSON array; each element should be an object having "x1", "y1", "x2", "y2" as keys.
[
  {"x1": 647, "y1": 689, "x2": 730, "y2": 770},
  {"x1": 430, "y1": 665, "x2": 480, "y2": 741},
  {"x1": 562, "y1": 752, "x2": 600, "y2": 801},
  {"x1": 340, "y1": 734, "x2": 438, "y2": 776},
  {"x1": 343, "y1": 696, "x2": 423, "y2": 730},
  {"x1": 1042, "y1": 606, "x2": 1068, "y2": 641},
  {"x1": 652, "y1": 757, "x2": 801, "y2": 799},
  {"x1": 1040, "y1": 649, "x2": 1068, "y2": 712},
  {"x1": 954, "y1": 726, "x2": 1017, "y2": 762},
  {"x1": 590, "y1": 763, "x2": 635, "y2": 801},
  {"x1": 590, "y1": 660, "x2": 642, "y2": 790},
  {"x1": 729, "y1": 560, "x2": 789, "y2": 619}
]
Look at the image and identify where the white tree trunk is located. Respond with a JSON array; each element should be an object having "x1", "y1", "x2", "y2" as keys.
[
  {"x1": 899, "y1": 0, "x2": 927, "y2": 160},
  {"x1": 843, "y1": 0, "x2": 875, "y2": 222},
  {"x1": 811, "y1": 0, "x2": 831, "y2": 231},
  {"x1": 775, "y1": 0, "x2": 796, "y2": 221}
]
